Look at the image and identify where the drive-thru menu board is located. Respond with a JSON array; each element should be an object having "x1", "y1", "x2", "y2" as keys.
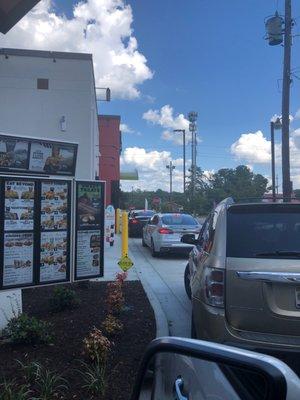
[
  {"x1": 75, "y1": 181, "x2": 105, "y2": 280},
  {"x1": 0, "y1": 177, "x2": 71, "y2": 290}
]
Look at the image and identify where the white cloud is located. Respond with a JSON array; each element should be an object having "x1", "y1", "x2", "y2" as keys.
[
  {"x1": 120, "y1": 146, "x2": 185, "y2": 191},
  {"x1": 120, "y1": 123, "x2": 134, "y2": 134},
  {"x1": 0, "y1": 0, "x2": 153, "y2": 99},
  {"x1": 230, "y1": 131, "x2": 273, "y2": 164},
  {"x1": 143, "y1": 105, "x2": 194, "y2": 145},
  {"x1": 230, "y1": 129, "x2": 300, "y2": 189}
]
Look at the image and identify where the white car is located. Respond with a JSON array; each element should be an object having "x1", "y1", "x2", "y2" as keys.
[{"x1": 142, "y1": 213, "x2": 201, "y2": 257}]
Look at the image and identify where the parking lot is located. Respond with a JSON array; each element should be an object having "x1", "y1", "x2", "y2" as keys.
[{"x1": 129, "y1": 238, "x2": 191, "y2": 337}]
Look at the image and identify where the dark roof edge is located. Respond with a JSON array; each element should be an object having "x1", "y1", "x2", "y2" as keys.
[
  {"x1": 0, "y1": 48, "x2": 92, "y2": 61},
  {"x1": 98, "y1": 115, "x2": 121, "y2": 120}
]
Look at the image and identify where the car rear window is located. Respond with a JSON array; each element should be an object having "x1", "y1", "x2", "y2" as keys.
[
  {"x1": 162, "y1": 214, "x2": 197, "y2": 225},
  {"x1": 133, "y1": 211, "x2": 154, "y2": 217},
  {"x1": 227, "y1": 205, "x2": 300, "y2": 258}
]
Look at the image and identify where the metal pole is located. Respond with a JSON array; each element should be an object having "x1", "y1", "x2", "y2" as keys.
[
  {"x1": 271, "y1": 122, "x2": 276, "y2": 202},
  {"x1": 282, "y1": 0, "x2": 292, "y2": 202},
  {"x1": 170, "y1": 161, "x2": 173, "y2": 197}
]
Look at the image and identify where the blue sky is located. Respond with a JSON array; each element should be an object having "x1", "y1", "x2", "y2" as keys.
[
  {"x1": 3, "y1": 0, "x2": 300, "y2": 191},
  {"x1": 104, "y1": 0, "x2": 300, "y2": 184}
]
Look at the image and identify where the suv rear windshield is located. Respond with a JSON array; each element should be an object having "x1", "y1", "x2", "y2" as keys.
[
  {"x1": 227, "y1": 205, "x2": 300, "y2": 258},
  {"x1": 162, "y1": 214, "x2": 197, "y2": 225},
  {"x1": 133, "y1": 211, "x2": 154, "y2": 217}
]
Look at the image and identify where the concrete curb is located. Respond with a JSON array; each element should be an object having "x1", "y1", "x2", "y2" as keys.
[{"x1": 129, "y1": 252, "x2": 169, "y2": 338}]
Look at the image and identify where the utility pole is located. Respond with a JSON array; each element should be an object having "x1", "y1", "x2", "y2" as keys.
[
  {"x1": 173, "y1": 129, "x2": 186, "y2": 193},
  {"x1": 282, "y1": 0, "x2": 292, "y2": 202},
  {"x1": 166, "y1": 161, "x2": 176, "y2": 202},
  {"x1": 188, "y1": 111, "x2": 198, "y2": 204}
]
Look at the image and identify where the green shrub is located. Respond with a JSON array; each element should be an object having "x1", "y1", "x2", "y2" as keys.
[
  {"x1": 79, "y1": 361, "x2": 106, "y2": 397},
  {"x1": 16, "y1": 360, "x2": 42, "y2": 384},
  {"x1": 34, "y1": 367, "x2": 68, "y2": 400},
  {"x1": 3, "y1": 313, "x2": 53, "y2": 345},
  {"x1": 49, "y1": 286, "x2": 81, "y2": 312},
  {"x1": 0, "y1": 378, "x2": 31, "y2": 400}
]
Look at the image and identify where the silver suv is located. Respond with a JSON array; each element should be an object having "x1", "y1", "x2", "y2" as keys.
[{"x1": 184, "y1": 198, "x2": 300, "y2": 355}]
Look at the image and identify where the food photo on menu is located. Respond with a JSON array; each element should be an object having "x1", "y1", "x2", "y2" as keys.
[
  {"x1": 77, "y1": 184, "x2": 102, "y2": 228},
  {"x1": 4, "y1": 181, "x2": 35, "y2": 231},
  {"x1": 29, "y1": 141, "x2": 76, "y2": 175},
  {"x1": 40, "y1": 231, "x2": 68, "y2": 282},
  {"x1": 41, "y1": 182, "x2": 68, "y2": 230},
  {"x1": 0, "y1": 137, "x2": 29, "y2": 171},
  {"x1": 3, "y1": 232, "x2": 34, "y2": 287}
]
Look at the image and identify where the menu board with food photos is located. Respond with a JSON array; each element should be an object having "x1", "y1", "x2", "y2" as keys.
[
  {"x1": 0, "y1": 177, "x2": 71, "y2": 290},
  {"x1": 75, "y1": 181, "x2": 105, "y2": 280},
  {"x1": 40, "y1": 231, "x2": 68, "y2": 282},
  {"x1": 3, "y1": 232, "x2": 34, "y2": 287},
  {"x1": 4, "y1": 181, "x2": 35, "y2": 231},
  {"x1": 41, "y1": 182, "x2": 68, "y2": 230},
  {"x1": 0, "y1": 134, "x2": 77, "y2": 176}
]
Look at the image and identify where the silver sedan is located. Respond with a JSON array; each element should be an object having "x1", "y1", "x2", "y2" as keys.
[{"x1": 142, "y1": 213, "x2": 201, "y2": 257}]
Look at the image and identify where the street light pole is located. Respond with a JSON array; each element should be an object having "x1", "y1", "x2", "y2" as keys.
[
  {"x1": 282, "y1": 0, "x2": 292, "y2": 201},
  {"x1": 166, "y1": 161, "x2": 176, "y2": 202},
  {"x1": 173, "y1": 129, "x2": 186, "y2": 193}
]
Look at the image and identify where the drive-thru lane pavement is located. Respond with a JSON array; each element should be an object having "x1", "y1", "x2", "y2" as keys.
[{"x1": 129, "y1": 237, "x2": 191, "y2": 337}]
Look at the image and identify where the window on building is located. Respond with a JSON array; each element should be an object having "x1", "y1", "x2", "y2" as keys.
[{"x1": 37, "y1": 78, "x2": 49, "y2": 90}]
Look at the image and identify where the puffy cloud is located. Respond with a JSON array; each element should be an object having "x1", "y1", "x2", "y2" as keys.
[
  {"x1": 143, "y1": 105, "x2": 194, "y2": 145},
  {"x1": 120, "y1": 123, "x2": 134, "y2": 134},
  {"x1": 120, "y1": 147, "x2": 185, "y2": 191},
  {"x1": 0, "y1": 0, "x2": 153, "y2": 99},
  {"x1": 230, "y1": 131, "x2": 273, "y2": 164}
]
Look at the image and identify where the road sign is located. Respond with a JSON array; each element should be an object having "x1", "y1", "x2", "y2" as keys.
[
  {"x1": 118, "y1": 255, "x2": 134, "y2": 272},
  {"x1": 105, "y1": 205, "x2": 115, "y2": 246}
]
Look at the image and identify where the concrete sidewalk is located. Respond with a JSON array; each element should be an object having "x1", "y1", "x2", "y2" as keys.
[{"x1": 95, "y1": 235, "x2": 139, "y2": 281}]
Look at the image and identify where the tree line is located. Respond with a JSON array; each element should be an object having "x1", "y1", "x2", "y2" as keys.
[{"x1": 120, "y1": 165, "x2": 269, "y2": 215}]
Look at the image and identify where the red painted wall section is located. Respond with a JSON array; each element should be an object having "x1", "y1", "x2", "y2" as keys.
[{"x1": 98, "y1": 115, "x2": 121, "y2": 206}]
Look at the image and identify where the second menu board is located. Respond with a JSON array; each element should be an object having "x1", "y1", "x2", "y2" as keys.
[
  {"x1": 40, "y1": 180, "x2": 70, "y2": 283},
  {"x1": 75, "y1": 181, "x2": 105, "y2": 280}
]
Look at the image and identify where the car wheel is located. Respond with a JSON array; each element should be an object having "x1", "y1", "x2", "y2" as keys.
[
  {"x1": 151, "y1": 239, "x2": 159, "y2": 257},
  {"x1": 191, "y1": 314, "x2": 197, "y2": 339},
  {"x1": 142, "y1": 236, "x2": 147, "y2": 247},
  {"x1": 184, "y1": 263, "x2": 191, "y2": 299}
]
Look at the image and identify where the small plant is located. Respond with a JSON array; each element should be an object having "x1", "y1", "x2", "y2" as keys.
[
  {"x1": 101, "y1": 314, "x2": 123, "y2": 336},
  {"x1": 34, "y1": 367, "x2": 68, "y2": 400},
  {"x1": 83, "y1": 327, "x2": 111, "y2": 363},
  {"x1": 49, "y1": 286, "x2": 80, "y2": 312},
  {"x1": 16, "y1": 360, "x2": 42, "y2": 384},
  {"x1": 105, "y1": 282, "x2": 125, "y2": 314},
  {"x1": 3, "y1": 313, "x2": 53, "y2": 345},
  {"x1": 0, "y1": 378, "x2": 31, "y2": 400},
  {"x1": 79, "y1": 360, "x2": 106, "y2": 397}
]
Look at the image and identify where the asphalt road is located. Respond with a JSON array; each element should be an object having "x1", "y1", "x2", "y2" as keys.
[{"x1": 129, "y1": 237, "x2": 192, "y2": 337}]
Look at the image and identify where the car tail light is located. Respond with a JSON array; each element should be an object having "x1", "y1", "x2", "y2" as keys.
[
  {"x1": 203, "y1": 267, "x2": 224, "y2": 308},
  {"x1": 158, "y1": 228, "x2": 173, "y2": 234},
  {"x1": 131, "y1": 219, "x2": 139, "y2": 224}
]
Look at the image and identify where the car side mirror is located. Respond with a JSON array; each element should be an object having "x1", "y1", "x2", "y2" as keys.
[
  {"x1": 131, "y1": 337, "x2": 291, "y2": 400},
  {"x1": 181, "y1": 234, "x2": 198, "y2": 245}
]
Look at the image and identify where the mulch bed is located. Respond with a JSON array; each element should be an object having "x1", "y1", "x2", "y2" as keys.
[{"x1": 0, "y1": 280, "x2": 156, "y2": 399}]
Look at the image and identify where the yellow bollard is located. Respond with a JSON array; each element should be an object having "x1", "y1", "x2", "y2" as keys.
[
  {"x1": 121, "y1": 211, "x2": 128, "y2": 257},
  {"x1": 115, "y1": 208, "x2": 120, "y2": 234}
]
